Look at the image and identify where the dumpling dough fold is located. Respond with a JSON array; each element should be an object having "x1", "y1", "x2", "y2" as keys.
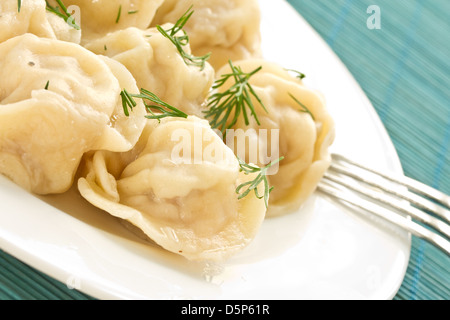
[
  {"x1": 208, "y1": 59, "x2": 335, "y2": 217},
  {"x1": 0, "y1": 34, "x2": 146, "y2": 194},
  {"x1": 151, "y1": 0, "x2": 262, "y2": 70},
  {"x1": 77, "y1": 116, "x2": 267, "y2": 262},
  {"x1": 0, "y1": 0, "x2": 81, "y2": 44},
  {"x1": 84, "y1": 25, "x2": 215, "y2": 117},
  {"x1": 46, "y1": 0, "x2": 165, "y2": 43}
]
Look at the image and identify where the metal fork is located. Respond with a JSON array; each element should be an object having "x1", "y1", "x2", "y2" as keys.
[{"x1": 317, "y1": 153, "x2": 450, "y2": 256}]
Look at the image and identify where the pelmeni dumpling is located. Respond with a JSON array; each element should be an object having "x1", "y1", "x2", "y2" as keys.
[
  {"x1": 84, "y1": 25, "x2": 215, "y2": 117},
  {"x1": 207, "y1": 59, "x2": 335, "y2": 217},
  {"x1": 77, "y1": 116, "x2": 267, "y2": 261},
  {"x1": 46, "y1": 0, "x2": 164, "y2": 43},
  {"x1": 0, "y1": 34, "x2": 146, "y2": 195},
  {"x1": 151, "y1": 0, "x2": 262, "y2": 70},
  {"x1": 45, "y1": 8, "x2": 82, "y2": 44},
  {"x1": 0, "y1": 0, "x2": 81, "y2": 44}
]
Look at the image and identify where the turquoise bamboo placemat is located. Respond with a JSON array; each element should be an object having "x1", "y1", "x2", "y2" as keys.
[
  {"x1": 286, "y1": 0, "x2": 449, "y2": 300},
  {"x1": 0, "y1": 0, "x2": 449, "y2": 300}
]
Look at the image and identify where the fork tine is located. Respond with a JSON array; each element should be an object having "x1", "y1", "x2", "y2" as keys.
[
  {"x1": 330, "y1": 154, "x2": 450, "y2": 223},
  {"x1": 322, "y1": 171, "x2": 450, "y2": 238},
  {"x1": 318, "y1": 182, "x2": 450, "y2": 256},
  {"x1": 332, "y1": 153, "x2": 450, "y2": 209},
  {"x1": 318, "y1": 153, "x2": 450, "y2": 256}
]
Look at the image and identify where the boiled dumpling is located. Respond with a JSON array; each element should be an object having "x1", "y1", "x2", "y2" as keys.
[
  {"x1": 0, "y1": 33, "x2": 146, "y2": 195},
  {"x1": 77, "y1": 116, "x2": 267, "y2": 262},
  {"x1": 206, "y1": 59, "x2": 335, "y2": 217},
  {"x1": 84, "y1": 25, "x2": 215, "y2": 117},
  {"x1": 0, "y1": 0, "x2": 81, "y2": 44},
  {"x1": 151, "y1": 0, "x2": 262, "y2": 70},
  {"x1": 45, "y1": 7, "x2": 82, "y2": 44},
  {"x1": 46, "y1": 0, "x2": 164, "y2": 43}
]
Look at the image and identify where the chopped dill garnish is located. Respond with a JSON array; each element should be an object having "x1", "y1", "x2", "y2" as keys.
[
  {"x1": 156, "y1": 5, "x2": 210, "y2": 70},
  {"x1": 120, "y1": 88, "x2": 188, "y2": 121},
  {"x1": 120, "y1": 89, "x2": 136, "y2": 117},
  {"x1": 116, "y1": 5, "x2": 122, "y2": 23},
  {"x1": 203, "y1": 60, "x2": 267, "y2": 135},
  {"x1": 44, "y1": 81, "x2": 50, "y2": 90},
  {"x1": 128, "y1": 10, "x2": 138, "y2": 14},
  {"x1": 286, "y1": 69, "x2": 306, "y2": 80},
  {"x1": 46, "y1": 0, "x2": 80, "y2": 30},
  {"x1": 289, "y1": 93, "x2": 315, "y2": 120},
  {"x1": 18, "y1": 0, "x2": 22, "y2": 12},
  {"x1": 236, "y1": 157, "x2": 284, "y2": 208}
]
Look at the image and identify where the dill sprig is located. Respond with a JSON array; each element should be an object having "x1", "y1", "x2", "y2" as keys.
[
  {"x1": 17, "y1": 0, "x2": 22, "y2": 12},
  {"x1": 120, "y1": 89, "x2": 136, "y2": 117},
  {"x1": 116, "y1": 5, "x2": 122, "y2": 23},
  {"x1": 286, "y1": 69, "x2": 306, "y2": 80},
  {"x1": 289, "y1": 93, "x2": 315, "y2": 120},
  {"x1": 46, "y1": 0, "x2": 80, "y2": 30},
  {"x1": 236, "y1": 157, "x2": 284, "y2": 208},
  {"x1": 204, "y1": 60, "x2": 267, "y2": 135},
  {"x1": 120, "y1": 88, "x2": 188, "y2": 121},
  {"x1": 156, "y1": 5, "x2": 210, "y2": 70}
]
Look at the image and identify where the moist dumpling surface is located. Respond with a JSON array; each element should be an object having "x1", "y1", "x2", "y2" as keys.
[
  {"x1": 209, "y1": 59, "x2": 335, "y2": 217},
  {"x1": 151, "y1": 0, "x2": 262, "y2": 70},
  {"x1": 84, "y1": 25, "x2": 215, "y2": 117},
  {"x1": 78, "y1": 116, "x2": 267, "y2": 261},
  {"x1": 46, "y1": 0, "x2": 165, "y2": 43},
  {"x1": 0, "y1": 0, "x2": 81, "y2": 44},
  {"x1": 0, "y1": 34, "x2": 146, "y2": 194}
]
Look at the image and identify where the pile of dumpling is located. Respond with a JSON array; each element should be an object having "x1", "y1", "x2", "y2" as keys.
[{"x1": 0, "y1": 0, "x2": 335, "y2": 262}]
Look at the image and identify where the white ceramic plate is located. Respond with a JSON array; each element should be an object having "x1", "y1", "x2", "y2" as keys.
[{"x1": 0, "y1": 0, "x2": 410, "y2": 300}]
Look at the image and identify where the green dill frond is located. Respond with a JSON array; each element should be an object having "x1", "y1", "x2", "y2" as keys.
[
  {"x1": 46, "y1": 0, "x2": 80, "y2": 30},
  {"x1": 203, "y1": 60, "x2": 267, "y2": 135},
  {"x1": 286, "y1": 68, "x2": 306, "y2": 80},
  {"x1": 120, "y1": 89, "x2": 188, "y2": 121},
  {"x1": 156, "y1": 5, "x2": 210, "y2": 70},
  {"x1": 289, "y1": 93, "x2": 315, "y2": 120},
  {"x1": 236, "y1": 157, "x2": 284, "y2": 208},
  {"x1": 116, "y1": 5, "x2": 122, "y2": 23}
]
